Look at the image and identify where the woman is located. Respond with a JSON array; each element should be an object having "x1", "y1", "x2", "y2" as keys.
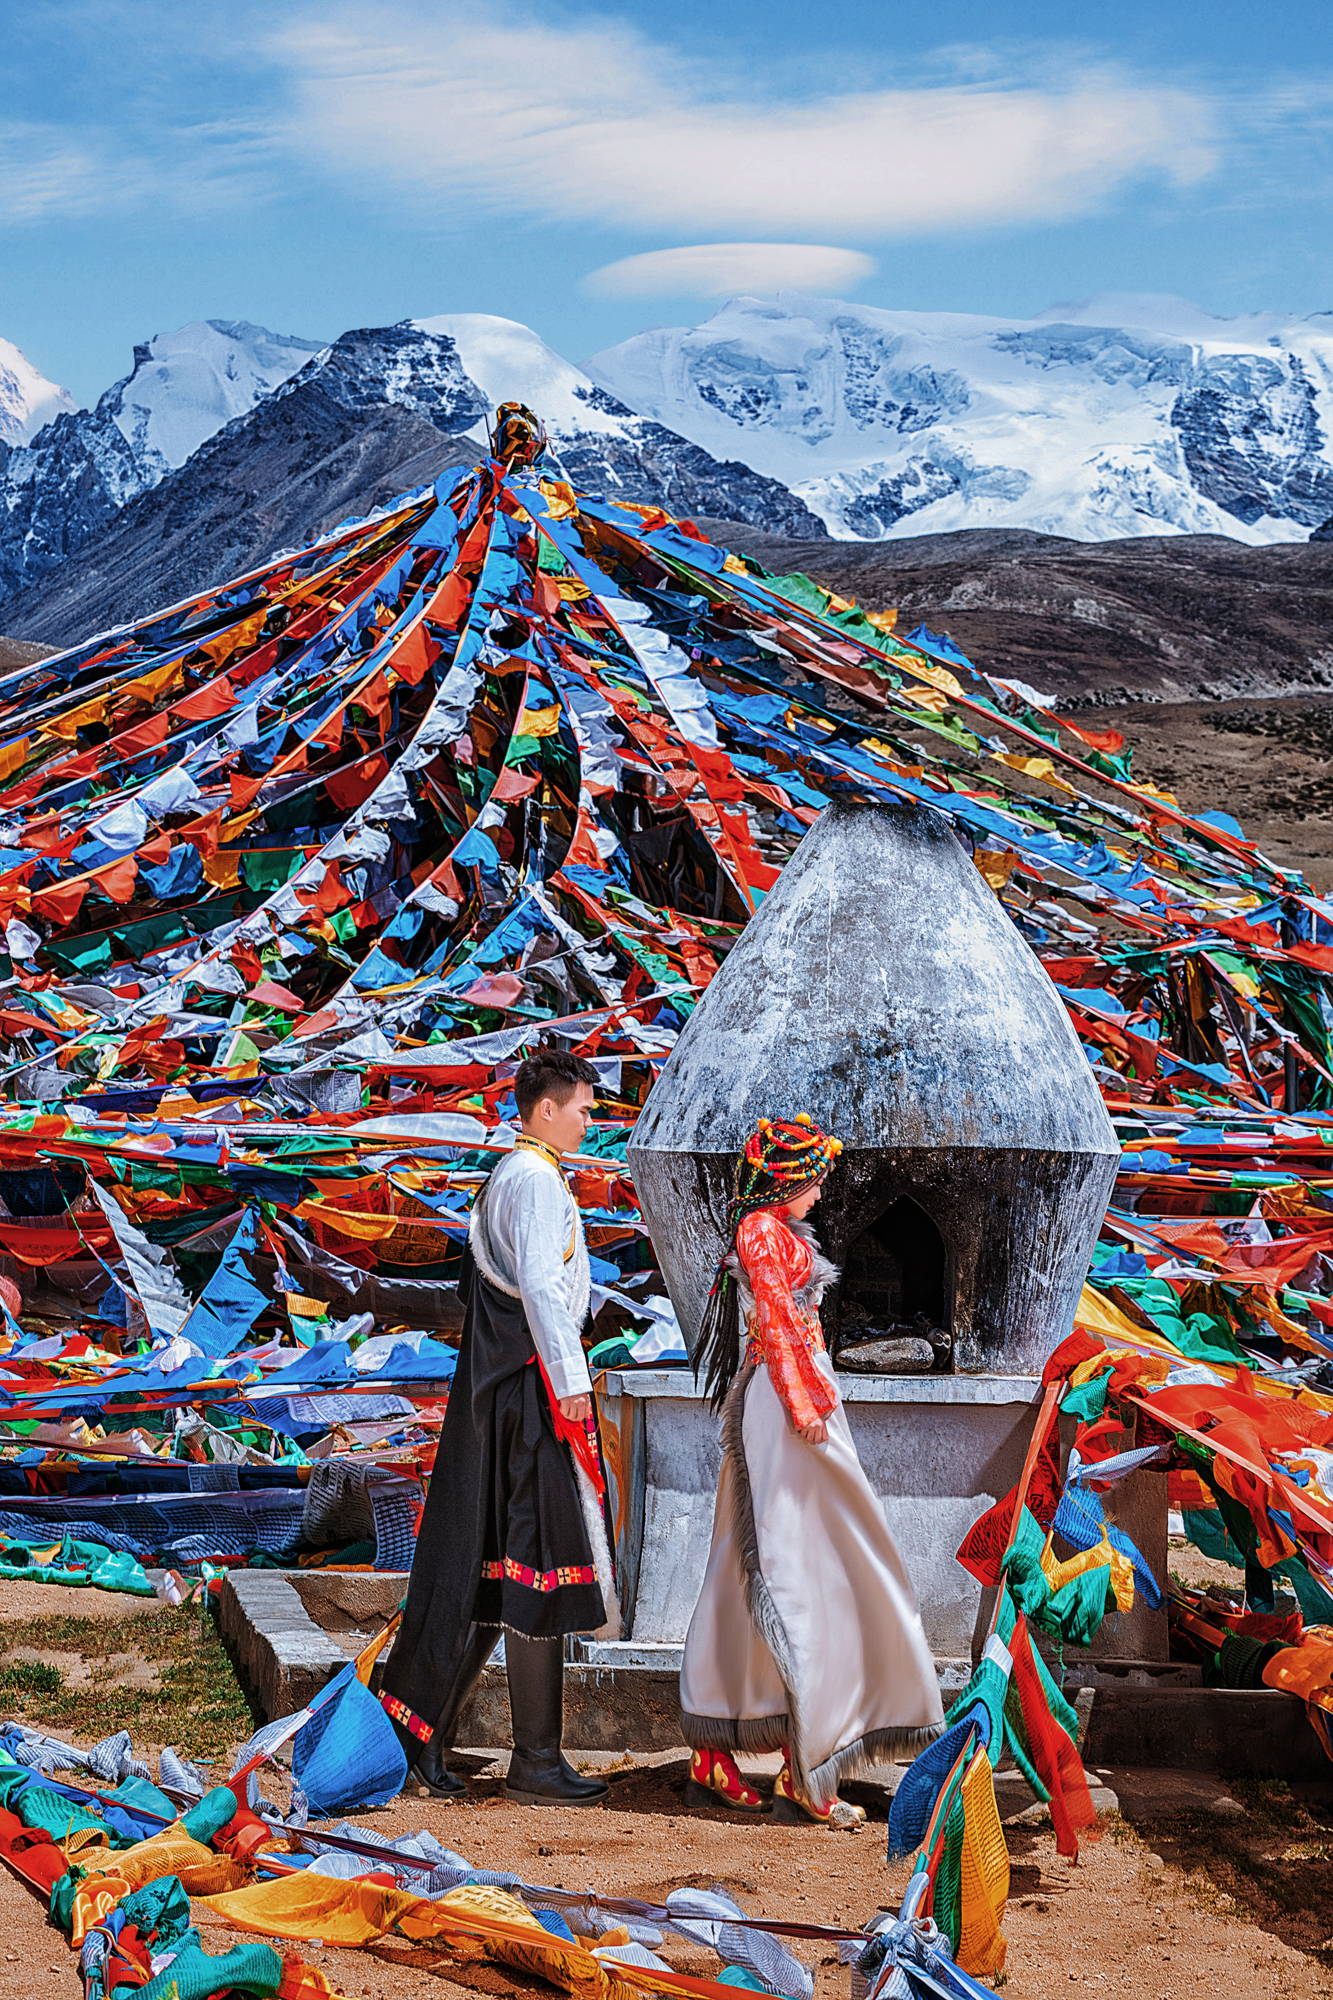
[{"x1": 679, "y1": 1114, "x2": 944, "y2": 1827}]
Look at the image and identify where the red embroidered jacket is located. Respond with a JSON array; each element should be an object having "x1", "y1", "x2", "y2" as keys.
[{"x1": 736, "y1": 1208, "x2": 837, "y2": 1431}]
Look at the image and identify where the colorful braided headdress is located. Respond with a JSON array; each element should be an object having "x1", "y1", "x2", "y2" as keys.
[{"x1": 695, "y1": 1112, "x2": 842, "y2": 1411}]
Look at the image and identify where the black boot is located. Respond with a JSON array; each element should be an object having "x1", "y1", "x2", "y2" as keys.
[
  {"x1": 412, "y1": 1732, "x2": 465, "y2": 1799},
  {"x1": 402, "y1": 1622, "x2": 500, "y2": 1798},
  {"x1": 505, "y1": 1635, "x2": 608, "y2": 1807}
]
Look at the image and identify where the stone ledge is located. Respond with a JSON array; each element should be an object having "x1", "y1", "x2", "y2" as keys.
[
  {"x1": 456, "y1": 1663, "x2": 683, "y2": 1752},
  {"x1": 599, "y1": 1369, "x2": 1042, "y2": 1404},
  {"x1": 217, "y1": 1577, "x2": 1318, "y2": 1780},
  {"x1": 1081, "y1": 1684, "x2": 1311, "y2": 1777},
  {"x1": 218, "y1": 1571, "x2": 350, "y2": 1720}
]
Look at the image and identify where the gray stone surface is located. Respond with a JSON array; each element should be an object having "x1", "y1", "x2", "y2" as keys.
[
  {"x1": 602, "y1": 1369, "x2": 1044, "y2": 1403},
  {"x1": 218, "y1": 1571, "x2": 351, "y2": 1720},
  {"x1": 596, "y1": 1372, "x2": 1041, "y2": 1657},
  {"x1": 221, "y1": 1571, "x2": 1317, "y2": 1776},
  {"x1": 289, "y1": 1572, "x2": 408, "y2": 1629},
  {"x1": 452, "y1": 1663, "x2": 684, "y2": 1753},
  {"x1": 627, "y1": 797, "x2": 1120, "y2": 1374},
  {"x1": 1081, "y1": 1685, "x2": 1315, "y2": 1777}
]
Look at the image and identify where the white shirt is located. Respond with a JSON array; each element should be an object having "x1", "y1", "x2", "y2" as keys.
[{"x1": 473, "y1": 1144, "x2": 593, "y2": 1400}]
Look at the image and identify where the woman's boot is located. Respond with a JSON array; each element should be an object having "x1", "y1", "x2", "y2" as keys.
[
  {"x1": 686, "y1": 1748, "x2": 764, "y2": 1810},
  {"x1": 772, "y1": 1749, "x2": 865, "y2": 1828},
  {"x1": 505, "y1": 1634, "x2": 609, "y2": 1807}
]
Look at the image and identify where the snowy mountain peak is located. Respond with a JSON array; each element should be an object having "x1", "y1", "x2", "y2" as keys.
[
  {"x1": 0, "y1": 337, "x2": 77, "y2": 447},
  {"x1": 97, "y1": 319, "x2": 325, "y2": 478},
  {"x1": 412, "y1": 312, "x2": 636, "y2": 439},
  {"x1": 587, "y1": 292, "x2": 1333, "y2": 545}
]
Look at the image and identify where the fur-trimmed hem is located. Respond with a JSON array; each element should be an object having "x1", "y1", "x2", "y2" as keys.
[
  {"x1": 805, "y1": 1722, "x2": 946, "y2": 1802},
  {"x1": 707, "y1": 1364, "x2": 942, "y2": 1804},
  {"x1": 468, "y1": 1184, "x2": 521, "y2": 1298},
  {"x1": 572, "y1": 1453, "x2": 623, "y2": 1642},
  {"x1": 718, "y1": 1364, "x2": 817, "y2": 1797},
  {"x1": 679, "y1": 1711, "x2": 790, "y2": 1756}
]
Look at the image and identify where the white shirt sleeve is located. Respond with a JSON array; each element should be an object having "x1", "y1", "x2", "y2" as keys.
[{"x1": 507, "y1": 1166, "x2": 593, "y2": 1401}]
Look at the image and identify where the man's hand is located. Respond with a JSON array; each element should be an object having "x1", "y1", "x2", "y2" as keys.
[
  {"x1": 559, "y1": 1394, "x2": 593, "y2": 1423},
  {"x1": 798, "y1": 1419, "x2": 828, "y2": 1445}
]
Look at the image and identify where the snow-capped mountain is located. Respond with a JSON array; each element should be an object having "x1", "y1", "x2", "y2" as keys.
[
  {"x1": 414, "y1": 312, "x2": 825, "y2": 534},
  {"x1": 0, "y1": 338, "x2": 76, "y2": 446},
  {"x1": 0, "y1": 312, "x2": 825, "y2": 612},
  {"x1": 0, "y1": 315, "x2": 824, "y2": 641},
  {"x1": 586, "y1": 292, "x2": 1333, "y2": 545},
  {"x1": 98, "y1": 319, "x2": 326, "y2": 481},
  {"x1": 0, "y1": 320, "x2": 323, "y2": 600}
]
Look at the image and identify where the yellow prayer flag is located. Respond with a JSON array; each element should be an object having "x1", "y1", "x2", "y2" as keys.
[
  {"x1": 121, "y1": 659, "x2": 184, "y2": 703},
  {"x1": 897, "y1": 684, "x2": 950, "y2": 714},
  {"x1": 993, "y1": 752, "x2": 1075, "y2": 795},
  {"x1": 515, "y1": 703, "x2": 562, "y2": 737},
  {"x1": 903, "y1": 658, "x2": 965, "y2": 699}
]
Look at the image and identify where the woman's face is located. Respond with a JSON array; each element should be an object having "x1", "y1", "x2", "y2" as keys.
[{"x1": 783, "y1": 1177, "x2": 824, "y2": 1221}]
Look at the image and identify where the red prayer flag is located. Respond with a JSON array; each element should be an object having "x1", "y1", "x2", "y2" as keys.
[
  {"x1": 427, "y1": 571, "x2": 471, "y2": 629},
  {"x1": 390, "y1": 625, "x2": 440, "y2": 688},
  {"x1": 174, "y1": 675, "x2": 235, "y2": 722},
  {"x1": 230, "y1": 771, "x2": 265, "y2": 810},
  {"x1": 324, "y1": 754, "x2": 388, "y2": 814},
  {"x1": 115, "y1": 712, "x2": 170, "y2": 758},
  {"x1": 249, "y1": 979, "x2": 305, "y2": 1013},
  {"x1": 31, "y1": 880, "x2": 87, "y2": 925},
  {"x1": 492, "y1": 767, "x2": 540, "y2": 802},
  {"x1": 92, "y1": 856, "x2": 138, "y2": 903},
  {"x1": 179, "y1": 808, "x2": 225, "y2": 858}
]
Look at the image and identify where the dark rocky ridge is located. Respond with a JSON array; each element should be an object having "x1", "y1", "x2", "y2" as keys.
[
  {"x1": 0, "y1": 386, "x2": 473, "y2": 648},
  {"x1": 3, "y1": 325, "x2": 823, "y2": 647},
  {"x1": 0, "y1": 320, "x2": 324, "y2": 606},
  {"x1": 694, "y1": 520, "x2": 1333, "y2": 710}
]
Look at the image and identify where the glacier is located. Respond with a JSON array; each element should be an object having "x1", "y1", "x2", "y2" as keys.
[
  {"x1": 0, "y1": 320, "x2": 324, "y2": 601},
  {"x1": 0, "y1": 337, "x2": 77, "y2": 447},
  {"x1": 586, "y1": 291, "x2": 1333, "y2": 544}
]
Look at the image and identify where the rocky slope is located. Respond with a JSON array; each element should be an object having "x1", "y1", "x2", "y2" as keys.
[
  {"x1": 0, "y1": 321, "x2": 322, "y2": 602},
  {"x1": 590, "y1": 293, "x2": 1333, "y2": 544},
  {"x1": 695, "y1": 519, "x2": 1333, "y2": 709},
  {"x1": 1, "y1": 323, "x2": 820, "y2": 647}
]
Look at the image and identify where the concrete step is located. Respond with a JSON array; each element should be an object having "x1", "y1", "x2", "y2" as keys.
[{"x1": 217, "y1": 1574, "x2": 1318, "y2": 1778}]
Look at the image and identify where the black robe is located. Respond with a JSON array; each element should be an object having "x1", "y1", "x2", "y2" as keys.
[{"x1": 380, "y1": 1239, "x2": 608, "y2": 1738}]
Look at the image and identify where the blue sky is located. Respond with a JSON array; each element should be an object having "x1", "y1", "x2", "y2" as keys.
[{"x1": 4, "y1": 0, "x2": 1332, "y2": 406}]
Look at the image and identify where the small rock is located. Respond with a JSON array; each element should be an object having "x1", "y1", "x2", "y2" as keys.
[
  {"x1": 838, "y1": 1337, "x2": 934, "y2": 1375},
  {"x1": 538, "y1": 1844, "x2": 554, "y2": 1856},
  {"x1": 1209, "y1": 1796, "x2": 1246, "y2": 1818}
]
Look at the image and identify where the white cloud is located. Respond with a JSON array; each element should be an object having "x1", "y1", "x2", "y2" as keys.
[
  {"x1": 0, "y1": 122, "x2": 123, "y2": 223},
  {"x1": 272, "y1": 6, "x2": 1218, "y2": 236},
  {"x1": 0, "y1": 110, "x2": 280, "y2": 227},
  {"x1": 585, "y1": 244, "x2": 877, "y2": 299}
]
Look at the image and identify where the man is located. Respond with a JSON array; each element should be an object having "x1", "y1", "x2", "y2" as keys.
[{"x1": 381, "y1": 1049, "x2": 615, "y2": 1806}]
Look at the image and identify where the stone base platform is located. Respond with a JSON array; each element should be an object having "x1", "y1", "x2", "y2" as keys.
[{"x1": 218, "y1": 1570, "x2": 1316, "y2": 1778}]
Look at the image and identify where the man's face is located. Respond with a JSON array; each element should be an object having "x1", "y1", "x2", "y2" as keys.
[{"x1": 532, "y1": 1080, "x2": 596, "y2": 1155}]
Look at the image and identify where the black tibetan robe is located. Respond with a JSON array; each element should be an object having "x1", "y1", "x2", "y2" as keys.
[{"x1": 380, "y1": 1237, "x2": 612, "y2": 1739}]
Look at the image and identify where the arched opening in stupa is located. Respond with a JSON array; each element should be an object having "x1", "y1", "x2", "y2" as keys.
[{"x1": 835, "y1": 1194, "x2": 950, "y2": 1363}]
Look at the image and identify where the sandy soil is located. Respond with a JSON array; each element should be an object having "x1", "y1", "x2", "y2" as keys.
[
  {"x1": 0, "y1": 1732, "x2": 1328, "y2": 2000},
  {"x1": 1110, "y1": 695, "x2": 1333, "y2": 893},
  {"x1": 0, "y1": 1570, "x2": 1330, "y2": 1997}
]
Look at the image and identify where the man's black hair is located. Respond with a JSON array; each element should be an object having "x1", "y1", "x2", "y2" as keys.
[{"x1": 514, "y1": 1049, "x2": 599, "y2": 1121}]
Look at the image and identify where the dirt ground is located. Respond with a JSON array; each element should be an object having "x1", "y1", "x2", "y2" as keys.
[
  {"x1": 0, "y1": 1587, "x2": 1330, "y2": 2000},
  {"x1": 1108, "y1": 693, "x2": 1333, "y2": 893}
]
